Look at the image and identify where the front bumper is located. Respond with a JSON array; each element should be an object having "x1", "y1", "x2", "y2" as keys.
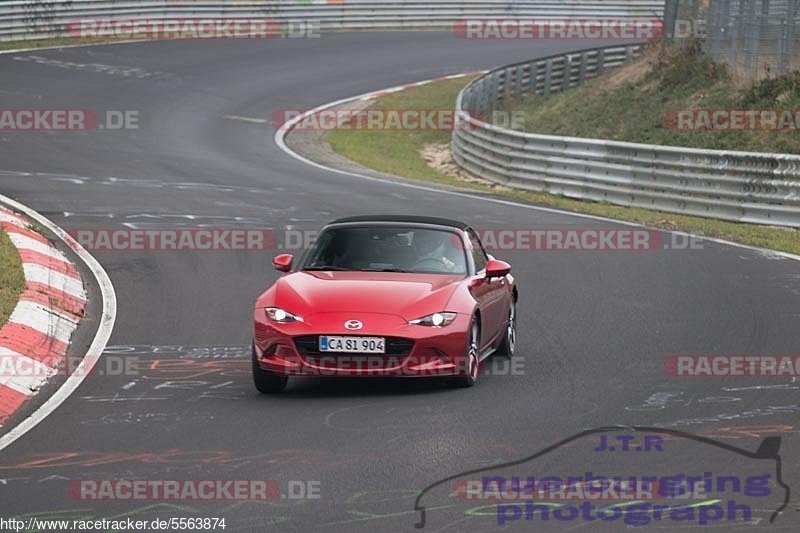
[{"x1": 253, "y1": 310, "x2": 471, "y2": 377}]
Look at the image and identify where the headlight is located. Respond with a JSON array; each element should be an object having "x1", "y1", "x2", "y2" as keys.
[
  {"x1": 409, "y1": 312, "x2": 457, "y2": 327},
  {"x1": 265, "y1": 307, "x2": 304, "y2": 323}
]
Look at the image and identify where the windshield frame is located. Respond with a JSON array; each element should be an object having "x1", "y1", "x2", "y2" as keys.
[{"x1": 297, "y1": 222, "x2": 471, "y2": 276}]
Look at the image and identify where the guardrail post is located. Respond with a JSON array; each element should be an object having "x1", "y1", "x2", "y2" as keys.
[
  {"x1": 490, "y1": 72, "x2": 500, "y2": 111},
  {"x1": 482, "y1": 78, "x2": 492, "y2": 114},
  {"x1": 562, "y1": 55, "x2": 573, "y2": 91},
  {"x1": 597, "y1": 48, "x2": 606, "y2": 75},
  {"x1": 663, "y1": 0, "x2": 679, "y2": 39},
  {"x1": 543, "y1": 59, "x2": 553, "y2": 96},
  {"x1": 578, "y1": 52, "x2": 588, "y2": 83},
  {"x1": 530, "y1": 61, "x2": 540, "y2": 94}
]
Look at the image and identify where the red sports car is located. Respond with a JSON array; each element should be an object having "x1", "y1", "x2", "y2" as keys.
[{"x1": 252, "y1": 216, "x2": 517, "y2": 392}]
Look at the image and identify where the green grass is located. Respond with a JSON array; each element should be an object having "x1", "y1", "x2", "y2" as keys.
[
  {"x1": 326, "y1": 70, "x2": 800, "y2": 256},
  {"x1": 497, "y1": 40, "x2": 800, "y2": 154},
  {"x1": 0, "y1": 227, "x2": 25, "y2": 327},
  {"x1": 0, "y1": 37, "x2": 113, "y2": 51},
  {"x1": 328, "y1": 78, "x2": 473, "y2": 187}
]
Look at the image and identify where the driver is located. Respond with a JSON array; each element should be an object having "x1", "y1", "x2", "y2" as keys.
[
  {"x1": 312, "y1": 231, "x2": 358, "y2": 269},
  {"x1": 413, "y1": 231, "x2": 465, "y2": 272}
]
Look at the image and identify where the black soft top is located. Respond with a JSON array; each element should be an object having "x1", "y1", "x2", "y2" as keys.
[{"x1": 329, "y1": 215, "x2": 469, "y2": 230}]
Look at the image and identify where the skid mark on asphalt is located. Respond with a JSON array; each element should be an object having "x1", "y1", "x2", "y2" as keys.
[
  {"x1": 79, "y1": 379, "x2": 247, "y2": 404},
  {"x1": 624, "y1": 383, "x2": 800, "y2": 429},
  {"x1": 654, "y1": 405, "x2": 800, "y2": 428},
  {"x1": 324, "y1": 403, "x2": 449, "y2": 435},
  {"x1": 322, "y1": 403, "x2": 525, "y2": 457},
  {"x1": 80, "y1": 411, "x2": 213, "y2": 426},
  {"x1": 64, "y1": 212, "x2": 267, "y2": 228},
  {"x1": 104, "y1": 344, "x2": 249, "y2": 359},
  {"x1": 35, "y1": 346, "x2": 253, "y2": 406},
  {"x1": 12, "y1": 55, "x2": 174, "y2": 79},
  {"x1": 0, "y1": 170, "x2": 274, "y2": 195},
  {"x1": 0, "y1": 448, "x2": 344, "y2": 471}
]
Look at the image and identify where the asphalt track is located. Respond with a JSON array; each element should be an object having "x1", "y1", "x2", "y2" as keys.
[{"x1": 0, "y1": 32, "x2": 799, "y2": 531}]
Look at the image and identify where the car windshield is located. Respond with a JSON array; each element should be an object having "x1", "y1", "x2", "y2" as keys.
[{"x1": 302, "y1": 226, "x2": 468, "y2": 275}]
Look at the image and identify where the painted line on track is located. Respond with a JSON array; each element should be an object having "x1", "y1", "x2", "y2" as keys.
[
  {"x1": 274, "y1": 73, "x2": 800, "y2": 263},
  {"x1": 0, "y1": 194, "x2": 116, "y2": 452},
  {"x1": 0, "y1": 38, "x2": 158, "y2": 56}
]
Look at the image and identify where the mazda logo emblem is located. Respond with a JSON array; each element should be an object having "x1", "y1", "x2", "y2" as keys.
[{"x1": 344, "y1": 320, "x2": 363, "y2": 330}]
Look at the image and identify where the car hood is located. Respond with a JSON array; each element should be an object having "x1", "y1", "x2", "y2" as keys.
[{"x1": 274, "y1": 271, "x2": 464, "y2": 320}]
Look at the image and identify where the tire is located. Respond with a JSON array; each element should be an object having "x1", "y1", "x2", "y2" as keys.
[
  {"x1": 453, "y1": 317, "x2": 480, "y2": 388},
  {"x1": 496, "y1": 298, "x2": 517, "y2": 357},
  {"x1": 252, "y1": 343, "x2": 288, "y2": 394}
]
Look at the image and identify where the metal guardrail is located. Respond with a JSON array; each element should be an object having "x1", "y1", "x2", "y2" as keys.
[
  {"x1": 452, "y1": 44, "x2": 800, "y2": 227},
  {"x1": 0, "y1": 1, "x2": 666, "y2": 42}
]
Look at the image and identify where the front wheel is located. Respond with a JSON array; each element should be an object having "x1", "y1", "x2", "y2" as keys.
[
  {"x1": 252, "y1": 343, "x2": 288, "y2": 394},
  {"x1": 496, "y1": 299, "x2": 517, "y2": 356},
  {"x1": 453, "y1": 317, "x2": 480, "y2": 388}
]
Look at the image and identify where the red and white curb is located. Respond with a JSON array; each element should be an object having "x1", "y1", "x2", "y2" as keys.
[
  {"x1": 0, "y1": 195, "x2": 115, "y2": 452},
  {"x1": 0, "y1": 205, "x2": 86, "y2": 424}
]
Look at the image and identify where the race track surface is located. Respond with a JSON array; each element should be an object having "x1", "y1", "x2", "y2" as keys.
[{"x1": 1, "y1": 32, "x2": 798, "y2": 531}]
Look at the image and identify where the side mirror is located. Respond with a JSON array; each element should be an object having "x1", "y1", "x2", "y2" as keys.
[
  {"x1": 273, "y1": 253, "x2": 293, "y2": 273},
  {"x1": 485, "y1": 259, "x2": 511, "y2": 278}
]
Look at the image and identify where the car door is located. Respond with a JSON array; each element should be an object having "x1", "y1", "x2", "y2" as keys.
[{"x1": 466, "y1": 229, "x2": 508, "y2": 348}]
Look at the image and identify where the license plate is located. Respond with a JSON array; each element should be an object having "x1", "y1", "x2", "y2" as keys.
[{"x1": 319, "y1": 336, "x2": 385, "y2": 354}]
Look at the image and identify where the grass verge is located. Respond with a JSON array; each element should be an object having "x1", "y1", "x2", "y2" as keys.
[
  {"x1": 326, "y1": 73, "x2": 800, "y2": 255},
  {"x1": 0, "y1": 226, "x2": 25, "y2": 326},
  {"x1": 497, "y1": 41, "x2": 800, "y2": 154},
  {"x1": 0, "y1": 37, "x2": 112, "y2": 52}
]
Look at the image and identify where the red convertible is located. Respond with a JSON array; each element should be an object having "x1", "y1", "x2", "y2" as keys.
[{"x1": 252, "y1": 216, "x2": 517, "y2": 392}]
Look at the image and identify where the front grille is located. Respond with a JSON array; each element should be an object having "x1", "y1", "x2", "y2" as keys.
[{"x1": 294, "y1": 336, "x2": 414, "y2": 356}]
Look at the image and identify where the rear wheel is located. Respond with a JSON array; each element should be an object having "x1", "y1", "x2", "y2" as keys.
[
  {"x1": 453, "y1": 317, "x2": 480, "y2": 388},
  {"x1": 496, "y1": 299, "x2": 517, "y2": 356},
  {"x1": 252, "y1": 343, "x2": 288, "y2": 394}
]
